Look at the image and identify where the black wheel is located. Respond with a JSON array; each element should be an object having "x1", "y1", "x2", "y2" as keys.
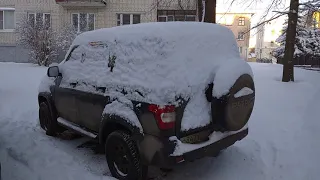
[
  {"x1": 105, "y1": 131, "x2": 148, "y2": 180},
  {"x1": 39, "y1": 102, "x2": 62, "y2": 136}
]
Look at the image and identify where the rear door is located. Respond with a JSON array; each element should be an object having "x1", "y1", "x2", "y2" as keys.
[{"x1": 76, "y1": 89, "x2": 109, "y2": 132}]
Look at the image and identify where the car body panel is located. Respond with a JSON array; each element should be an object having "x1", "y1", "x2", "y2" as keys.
[
  {"x1": 53, "y1": 86, "x2": 79, "y2": 125},
  {"x1": 76, "y1": 90, "x2": 108, "y2": 132}
]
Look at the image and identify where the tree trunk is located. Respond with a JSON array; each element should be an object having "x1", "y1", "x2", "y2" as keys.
[
  {"x1": 197, "y1": 0, "x2": 203, "y2": 21},
  {"x1": 282, "y1": 0, "x2": 299, "y2": 82},
  {"x1": 197, "y1": 0, "x2": 216, "y2": 23}
]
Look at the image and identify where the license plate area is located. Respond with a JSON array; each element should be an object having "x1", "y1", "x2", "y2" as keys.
[{"x1": 180, "y1": 130, "x2": 211, "y2": 144}]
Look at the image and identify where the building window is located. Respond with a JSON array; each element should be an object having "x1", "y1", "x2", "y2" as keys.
[
  {"x1": 238, "y1": 32, "x2": 245, "y2": 40},
  {"x1": 185, "y1": 15, "x2": 196, "y2": 21},
  {"x1": 72, "y1": 13, "x2": 95, "y2": 32},
  {"x1": 238, "y1": 17, "x2": 245, "y2": 26},
  {"x1": 117, "y1": 14, "x2": 141, "y2": 26},
  {"x1": 0, "y1": 9, "x2": 15, "y2": 30},
  {"x1": 239, "y1": 47, "x2": 243, "y2": 54},
  {"x1": 28, "y1": 13, "x2": 51, "y2": 29},
  {"x1": 158, "y1": 15, "x2": 174, "y2": 22},
  {"x1": 157, "y1": 10, "x2": 196, "y2": 22},
  {"x1": 216, "y1": 14, "x2": 234, "y2": 26},
  {"x1": 158, "y1": 16, "x2": 167, "y2": 22}
]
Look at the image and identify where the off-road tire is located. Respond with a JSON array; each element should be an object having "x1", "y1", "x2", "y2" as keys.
[
  {"x1": 39, "y1": 102, "x2": 63, "y2": 136},
  {"x1": 105, "y1": 130, "x2": 148, "y2": 180}
]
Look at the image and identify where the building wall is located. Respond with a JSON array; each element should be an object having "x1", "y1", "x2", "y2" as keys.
[
  {"x1": 157, "y1": 0, "x2": 197, "y2": 10},
  {"x1": 216, "y1": 13, "x2": 253, "y2": 60},
  {"x1": 255, "y1": 19, "x2": 282, "y2": 61},
  {"x1": 1, "y1": 0, "x2": 254, "y2": 62},
  {"x1": 0, "y1": 0, "x2": 157, "y2": 62},
  {"x1": 102, "y1": 0, "x2": 156, "y2": 28}
]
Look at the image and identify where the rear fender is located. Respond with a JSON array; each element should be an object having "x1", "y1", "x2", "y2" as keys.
[{"x1": 99, "y1": 115, "x2": 143, "y2": 145}]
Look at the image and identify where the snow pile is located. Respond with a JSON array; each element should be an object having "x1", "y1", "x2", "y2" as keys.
[
  {"x1": 103, "y1": 100, "x2": 143, "y2": 133},
  {"x1": 38, "y1": 75, "x2": 55, "y2": 93},
  {"x1": 58, "y1": 22, "x2": 251, "y2": 105},
  {"x1": 180, "y1": 89, "x2": 211, "y2": 131},
  {"x1": 234, "y1": 87, "x2": 254, "y2": 98},
  {"x1": 1, "y1": 63, "x2": 320, "y2": 180},
  {"x1": 212, "y1": 59, "x2": 253, "y2": 98}
]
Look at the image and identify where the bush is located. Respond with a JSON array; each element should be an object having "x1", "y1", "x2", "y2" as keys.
[{"x1": 17, "y1": 15, "x2": 77, "y2": 66}]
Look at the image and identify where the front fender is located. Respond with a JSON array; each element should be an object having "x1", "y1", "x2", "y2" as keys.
[{"x1": 38, "y1": 92, "x2": 53, "y2": 105}]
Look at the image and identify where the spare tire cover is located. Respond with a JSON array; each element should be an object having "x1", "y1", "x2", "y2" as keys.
[{"x1": 213, "y1": 74, "x2": 255, "y2": 131}]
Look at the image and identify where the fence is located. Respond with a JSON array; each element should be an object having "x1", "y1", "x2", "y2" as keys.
[{"x1": 277, "y1": 55, "x2": 320, "y2": 67}]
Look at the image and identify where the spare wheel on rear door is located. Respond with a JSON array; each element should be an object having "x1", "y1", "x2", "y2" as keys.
[{"x1": 211, "y1": 74, "x2": 255, "y2": 131}]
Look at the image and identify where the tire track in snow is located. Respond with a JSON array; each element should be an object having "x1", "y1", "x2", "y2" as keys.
[{"x1": 6, "y1": 147, "x2": 29, "y2": 168}]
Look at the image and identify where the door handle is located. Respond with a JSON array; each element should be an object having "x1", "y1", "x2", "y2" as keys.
[
  {"x1": 70, "y1": 83, "x2": 77, "y2": 88},
  {"x1": 96, "y1": 87, "x2": 106, "y2": 93}
]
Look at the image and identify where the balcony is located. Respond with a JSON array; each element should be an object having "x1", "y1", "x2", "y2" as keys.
[{"x1": 55, "y1": 0, "x2": 106, "y2": 7}]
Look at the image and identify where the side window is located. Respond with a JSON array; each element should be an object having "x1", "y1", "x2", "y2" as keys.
[
  {"x1": 67, "y1": 46, "x2": 83, "y2": 62},
  {"x1": 60, "y1": 46, "x2": 86, "y2": 87},
  {"x1": 61, "y1": 44, "x2": 106, "y2": 89}
]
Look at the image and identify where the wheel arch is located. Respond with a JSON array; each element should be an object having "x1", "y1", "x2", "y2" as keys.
[
  {"x1": 38, "y1": 92, "x2": 52, "y2": 105},
  {"x1": 38, "y1": 92, "x2": 58, "y2": 118},
  {"x1": 99, "y1": 114, "x2": 143, "y2": 145}
]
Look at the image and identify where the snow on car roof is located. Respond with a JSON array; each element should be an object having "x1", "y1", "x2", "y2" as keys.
[{"x1": 60, "y1": 22, "x2": 252, "y2": 104}]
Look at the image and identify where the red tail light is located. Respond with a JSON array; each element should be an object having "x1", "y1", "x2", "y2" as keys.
[{"x1": 148, "y1": 105, "x2": 176, "y2": 130}]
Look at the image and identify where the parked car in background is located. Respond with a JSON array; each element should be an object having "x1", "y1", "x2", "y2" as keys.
[{"x1": 38, "y1": 22, "x2": 255, "y2": 180}]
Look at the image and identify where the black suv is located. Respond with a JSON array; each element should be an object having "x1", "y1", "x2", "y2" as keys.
[{"x1": 38, "y1": 22, "x2": 255, "y2": 180}]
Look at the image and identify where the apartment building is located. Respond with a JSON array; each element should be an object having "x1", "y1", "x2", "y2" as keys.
[
  {"x1": 306, "y1": 11, "x2": 320, "y2": 28},
  {"x1": 0, "y1": 0, "x2": 158, "y2": 62},
  {"x1": 156, "y1": 0, "x2": 197, "y2": 22},
  {"x1": 0, "y1": 0, "x2": 251, "y2": 62},
  {"x1": 255, "y1": 17, "x2": 283, "y2": 62},
  {"x1": 216, "y1": 12, "x2": 254, "y2": 60}
]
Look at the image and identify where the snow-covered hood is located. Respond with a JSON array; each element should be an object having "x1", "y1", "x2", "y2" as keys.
[{"x1": 57, "y1": 22, "x2": 252, "y2": 105}]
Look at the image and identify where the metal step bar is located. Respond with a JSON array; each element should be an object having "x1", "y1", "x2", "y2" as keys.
[{"x1": 57, "y1": 117, "x2": 97, "y2": 138}]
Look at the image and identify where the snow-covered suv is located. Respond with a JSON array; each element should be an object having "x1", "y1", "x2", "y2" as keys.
[{"x1": 38, "y1": 22, "x2": 255, "y2": 180}]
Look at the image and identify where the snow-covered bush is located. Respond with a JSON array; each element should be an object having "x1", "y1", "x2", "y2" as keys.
[
  {"x1": 17, "y1": 16, "x2": 78, "y2": 66},
  {"x1": 56, "y1": 25, "x2": 79, "y2": 53},
  {"x1": 17, "y1": 15, "x2": 58, "y2": 66}
]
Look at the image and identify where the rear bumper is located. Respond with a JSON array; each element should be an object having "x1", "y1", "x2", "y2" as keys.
[
  {"x1": 182, "y1": 128, "x2": 248, "y2": 162},
  {"x1": 140, "y1": 128, "x2": 248, "y2": 168}
]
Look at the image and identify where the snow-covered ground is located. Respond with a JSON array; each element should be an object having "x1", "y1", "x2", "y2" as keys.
[{"x1": 0, "y1": 62, "x2": 320, "y2": 180}]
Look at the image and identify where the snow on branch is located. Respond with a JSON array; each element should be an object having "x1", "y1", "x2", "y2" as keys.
[
  {"x1": 17, "y1": 15, "x2": 77, "y2": 66},
  {"x1": 273, "y1": 12, "x2": 320, "y2": 59}
]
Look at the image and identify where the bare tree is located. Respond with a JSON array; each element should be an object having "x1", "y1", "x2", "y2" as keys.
[
  {"x1": 56, "y1": 25, "x2": 79, "y2": 53},
  {"x1": 17, "y1": 15, "x2": 78, "y2": 66},
  {"x1": 198, "y1": 0, "x2": 216, "y2": 22},
  {"x1": 17, "y1": 15, "x2": 58, "y2": 66},
  {"x1": 282, "y1": 0, "x2": 299, "y2": 82},
  {"x1": 236, "y1": 0, "x2": 320, "y2": 82}
]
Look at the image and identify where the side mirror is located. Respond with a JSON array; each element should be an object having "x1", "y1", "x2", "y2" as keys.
[{"x1": 47, "y1": 66, "x2": 60, "y2": 77}]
